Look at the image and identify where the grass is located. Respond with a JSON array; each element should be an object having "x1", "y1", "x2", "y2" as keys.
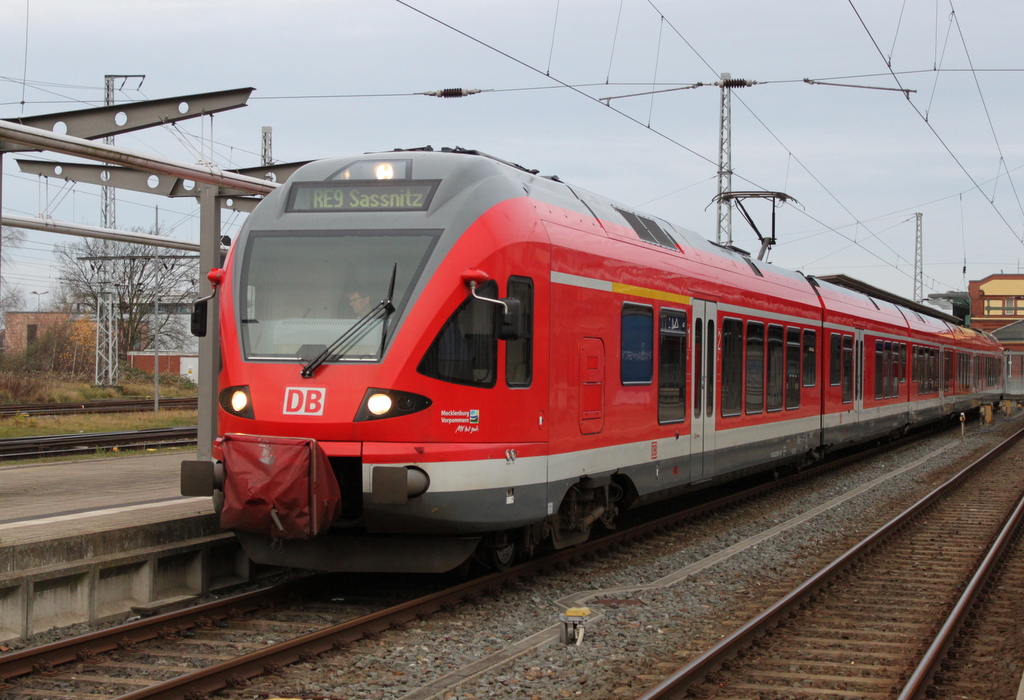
[
  {"x1": 0, "y1": 371, "x2": 198, "y2": 406},
  {"x1": 0, "y1": 409, "x2": 199, "y2": 439}
]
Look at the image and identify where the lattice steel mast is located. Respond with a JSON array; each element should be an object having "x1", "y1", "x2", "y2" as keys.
[
  {"x1": 914, "y1": 212, "x2": 923, "y2": 302},
  {"x1": 715, "y1": 73, "x2": 755, "y2": 247}
]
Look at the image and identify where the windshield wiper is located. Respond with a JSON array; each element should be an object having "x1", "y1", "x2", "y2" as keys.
[{"x1": 300, "y1": 263, "x2": 398, "y2": 378}]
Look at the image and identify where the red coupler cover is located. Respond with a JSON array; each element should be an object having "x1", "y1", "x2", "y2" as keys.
[{"x1": 219, "y1": 434, "x2": 341, "y2": 539}]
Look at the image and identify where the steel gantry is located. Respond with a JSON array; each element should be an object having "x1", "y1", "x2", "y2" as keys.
[{"x1": 0, "y1": 87, "x2": 286, "y2": 465}]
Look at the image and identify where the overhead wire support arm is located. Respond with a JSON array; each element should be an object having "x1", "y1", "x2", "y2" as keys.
[
  {"x1": 599, "y1": 83, "x2": 706, "y2": 105},
  {"x1": 803, "y1": 78, "x2": 916, "y2": 98}
]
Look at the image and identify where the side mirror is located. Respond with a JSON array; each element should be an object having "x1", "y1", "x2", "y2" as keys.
[
  {"x1": 191, "y1": 299, "x2": 208, "y2": 337},
  {"x1": 498, "y1": 298, "x2": 523, "y2": 340}
]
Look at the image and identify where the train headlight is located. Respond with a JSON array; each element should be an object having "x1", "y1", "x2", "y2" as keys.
[
  {"x1": 230, "y1": 390, "x2": 249, "y2": 413},
  {"x1": 337, "y1": 159, "x2": 410, "y2": 180},
  {"x1": 355, "y1": 388, "x2": 432, "y2": 422},
  {"x1": 366, "y1": 393, "x2": 393, "y2": 416},
  {"x1": 219, "y1": 385, "x2": 255, "y2": 419}
]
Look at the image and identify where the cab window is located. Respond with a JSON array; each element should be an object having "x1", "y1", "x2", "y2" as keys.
[
  {"x1": 505, "y1": 277, "x2": 533, "y2": 387},
  {"x1": 418, "y1": 280, "x2": 498, "y2": 387}
]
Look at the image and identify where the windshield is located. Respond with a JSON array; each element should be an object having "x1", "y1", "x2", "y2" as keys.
[{"x1": 238, "y1": 229, "x2": 440, "y2": 361}]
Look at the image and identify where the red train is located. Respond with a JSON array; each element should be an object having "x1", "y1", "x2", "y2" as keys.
[{"x1": 183, "y1": 148, "x2": 1005, "y2": 573}]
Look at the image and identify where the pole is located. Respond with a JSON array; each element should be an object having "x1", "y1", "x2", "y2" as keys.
[
  {"x1": 153, "y1": 206, "x2": 160, "y2": 413},
  {"x1": 716, "y1": 73, "x2": 733, "y2": 247},
  {"x1": 197, "y1": 184, "x2": 220, "y2": 462},
  {"x1": 261, "y1": 126, "x2": 272, "y2": 167},
  {"x1": 1, "y1": 152, "x2": 4, "y2": 338},
  {"x1": 914, "y1": 213, "x2": 923, "y2": 303},
  {"x1": 102, "y1": 76, "x2": 117, "y2": 231}
]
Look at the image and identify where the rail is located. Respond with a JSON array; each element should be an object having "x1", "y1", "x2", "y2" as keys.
[
  {"x1": 0, "y1": 423, "x2": 956, "y2": 698},
  {"x1": 0, "y1": 426, "x2": 197, "y2": 461},
  {"x1": 638, "y1": 422, "x2": 1024, "y2": 700},
  {"x1": 0, "y1": 397, "x2": 197, "y2": 418}
]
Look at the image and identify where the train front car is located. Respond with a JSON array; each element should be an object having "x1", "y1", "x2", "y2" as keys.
[{"x1": 207, "y1": 151, "x2": 549, "y2": 573}]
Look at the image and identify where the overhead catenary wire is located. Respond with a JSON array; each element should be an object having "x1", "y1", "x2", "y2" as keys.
[
  {"x1": 887, "y1": 0, "x2": 910, "y2": 66},
  {"x1": 546, "y1": 0, "x2": 561, "y2": 76},
  {"x1": 648, "y1": 15, "x2": 665, "y2": 127},
  {"x1": 947, "y1": 2, "x2": 1024, "y2": 219},
  {"x1": 393, "y1": 1, "x2": 962, "y2": 296},
  {"x1": 392, "y1": 0, "x2": 720, "y2": 169},
  {"x1": 846, "y1": 0, "x2": 1024, "y2": 245},
  {"x1": 605, "y1": 0, "x2": 626, "y2": 83},
  {"x1": 647, "y1": 1, "x2": 937, "y2": 287},
  {"x1": 2, "y1": 4, "x2": 1019, "y2": 300}
]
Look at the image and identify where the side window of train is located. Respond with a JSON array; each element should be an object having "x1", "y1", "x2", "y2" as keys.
[
  {"x1": 889, "y1": 342, "x2": 898, "y2": 396},
  {"x1": 829, "y1": 333, "x2": 842, "y2": 386},
  {"x1": 841, "y1": 335, "x2": 854, "y2": 403},
  {"x1": 943, "y1": 349, "x2": 954, "y2": 393},
  {"x1": 721, "y1": 318, "x2": 743, "y2": 417},
  {"x1": 766, "y1": 324, "x2": 784, "y2": 412},
  {"x1": 899, "y1": 343, "x2": 907, "y2": 383},
  {"x1": 874, "y1": 340, "x2": 884, "y2": 400},
  {"x1": 802, "y1": 330, "x2": 816, "y2": 388},
  {"x1": 876, "y1": 340, "x2": 896, "y2": 400},
  {"x1": 417, "y1": 280, "x2": 498, "y2": 387},
  {"x1": 785, "y1": 327, "x2": 801, "y2": 409},
  {"x1": 505, "y1": 277, "x2": 533, "y2": 387},
  {"x1": 929, "y1": 348, "x2": 938, "y2": 393},
  {"x1": 621, "y1": 304, "x2": 653, "y2": 385},
  {"x1": 745, "y1": 321, "x2": 765, "y2": 414},
  {"x1": 658, "y1": 310, "x2": 687, "y2": 424}
]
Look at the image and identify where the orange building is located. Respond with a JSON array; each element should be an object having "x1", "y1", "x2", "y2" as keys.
[
  {"x1": 968, "y1": 274, "x2": 1024, "y2": 337},
  {"x1": 3, "y1": 312, "x2": 73, "y2": 353}
]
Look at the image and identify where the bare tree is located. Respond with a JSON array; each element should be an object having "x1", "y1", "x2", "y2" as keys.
[
  {"x1": 0, "y1": 226, "x2": 27, "y2": 321},
  {"x1": 53, "y1": 229, "x2": 199, "y2": 359}
]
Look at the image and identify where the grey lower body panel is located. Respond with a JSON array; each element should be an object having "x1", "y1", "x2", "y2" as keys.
[
  {"x1": 825, "y1": 411, "x2": 907, "y2": 449},
  {"x1": 363, "y1": 482, "x2": 549, "y2": 534},
  {"x1": 235, "y1": 531, "x2": 482, "y2": 573}
]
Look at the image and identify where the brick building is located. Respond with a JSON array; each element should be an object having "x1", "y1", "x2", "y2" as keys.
[
  {"x1": 968, "y1": 274, "x2": 1024, "y2": 338},
  {"x1": 3, "y1": 312, "x2": 76, "y2": 353}
]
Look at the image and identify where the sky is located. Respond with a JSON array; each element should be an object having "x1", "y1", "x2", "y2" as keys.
[{"x1": 2, "y1": 0, "x2": 1023, "y2": 307}]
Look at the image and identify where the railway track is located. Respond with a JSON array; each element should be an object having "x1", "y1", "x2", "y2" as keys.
[
  {"x1": 0, "y1": 398, "x2": 197, "y2": 419},
  {"x1": 0, "y1": 422, "x2": 977, "y2": 700},
  {"x1": 641, "y1": 423, "x2": 1024, "y2": 700},
  {"x1": 0, "y1": 427, "x2": 197, "y2": 461}
]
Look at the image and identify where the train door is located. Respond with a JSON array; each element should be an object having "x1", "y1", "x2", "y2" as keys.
[
  {"x1": 853, "y1": 329, "x2": 865, "y2": 422},
  {"x1": 690, "y1": 300, "x2": 718, "y2": 480}
]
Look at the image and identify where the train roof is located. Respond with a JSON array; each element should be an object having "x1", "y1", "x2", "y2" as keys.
[
  {"x1": 256, "y1": 150, "x2": 979, "y2": 340},
  {"x1": 815, "y1": 274, "x2": 961, "y2": 326}
]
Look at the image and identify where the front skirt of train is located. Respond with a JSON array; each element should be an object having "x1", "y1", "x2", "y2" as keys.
[{"x1": 218, "y1": 433, "x2": 341, "y2": 539}]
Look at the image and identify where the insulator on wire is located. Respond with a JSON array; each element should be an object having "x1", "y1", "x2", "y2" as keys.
[
  {"x1": 721, "y1": 79, "x2": 754, "y2": 88},
  {"x1": 425, "y1": 88, "x2": 482, "y2": 98}
]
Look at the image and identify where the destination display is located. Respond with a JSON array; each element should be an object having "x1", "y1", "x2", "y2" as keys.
[{"x1": 287, "y1": 181, "x2": 439, "y2": 213}]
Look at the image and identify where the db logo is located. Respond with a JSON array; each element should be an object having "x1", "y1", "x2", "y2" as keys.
[{"x1": 283, "y1": 387, "x2": 326, "y2": 416}]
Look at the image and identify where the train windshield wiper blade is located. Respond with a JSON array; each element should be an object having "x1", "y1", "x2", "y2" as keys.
[
  {"x1": 299, "y1": 303, "x2": 388, "y2": 377},
  {"x1": 300, "y1": 263, "x2": 398, "y2": 378}
]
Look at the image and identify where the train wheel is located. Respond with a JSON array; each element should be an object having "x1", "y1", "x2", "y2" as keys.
[{"x1": 486, "y1": 532, "x2": 516, "y2": 571}]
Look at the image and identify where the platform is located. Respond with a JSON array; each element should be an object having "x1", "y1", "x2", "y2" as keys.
[{"x1": 0, "y1": 451, "x2": 260, "y2": 643}]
